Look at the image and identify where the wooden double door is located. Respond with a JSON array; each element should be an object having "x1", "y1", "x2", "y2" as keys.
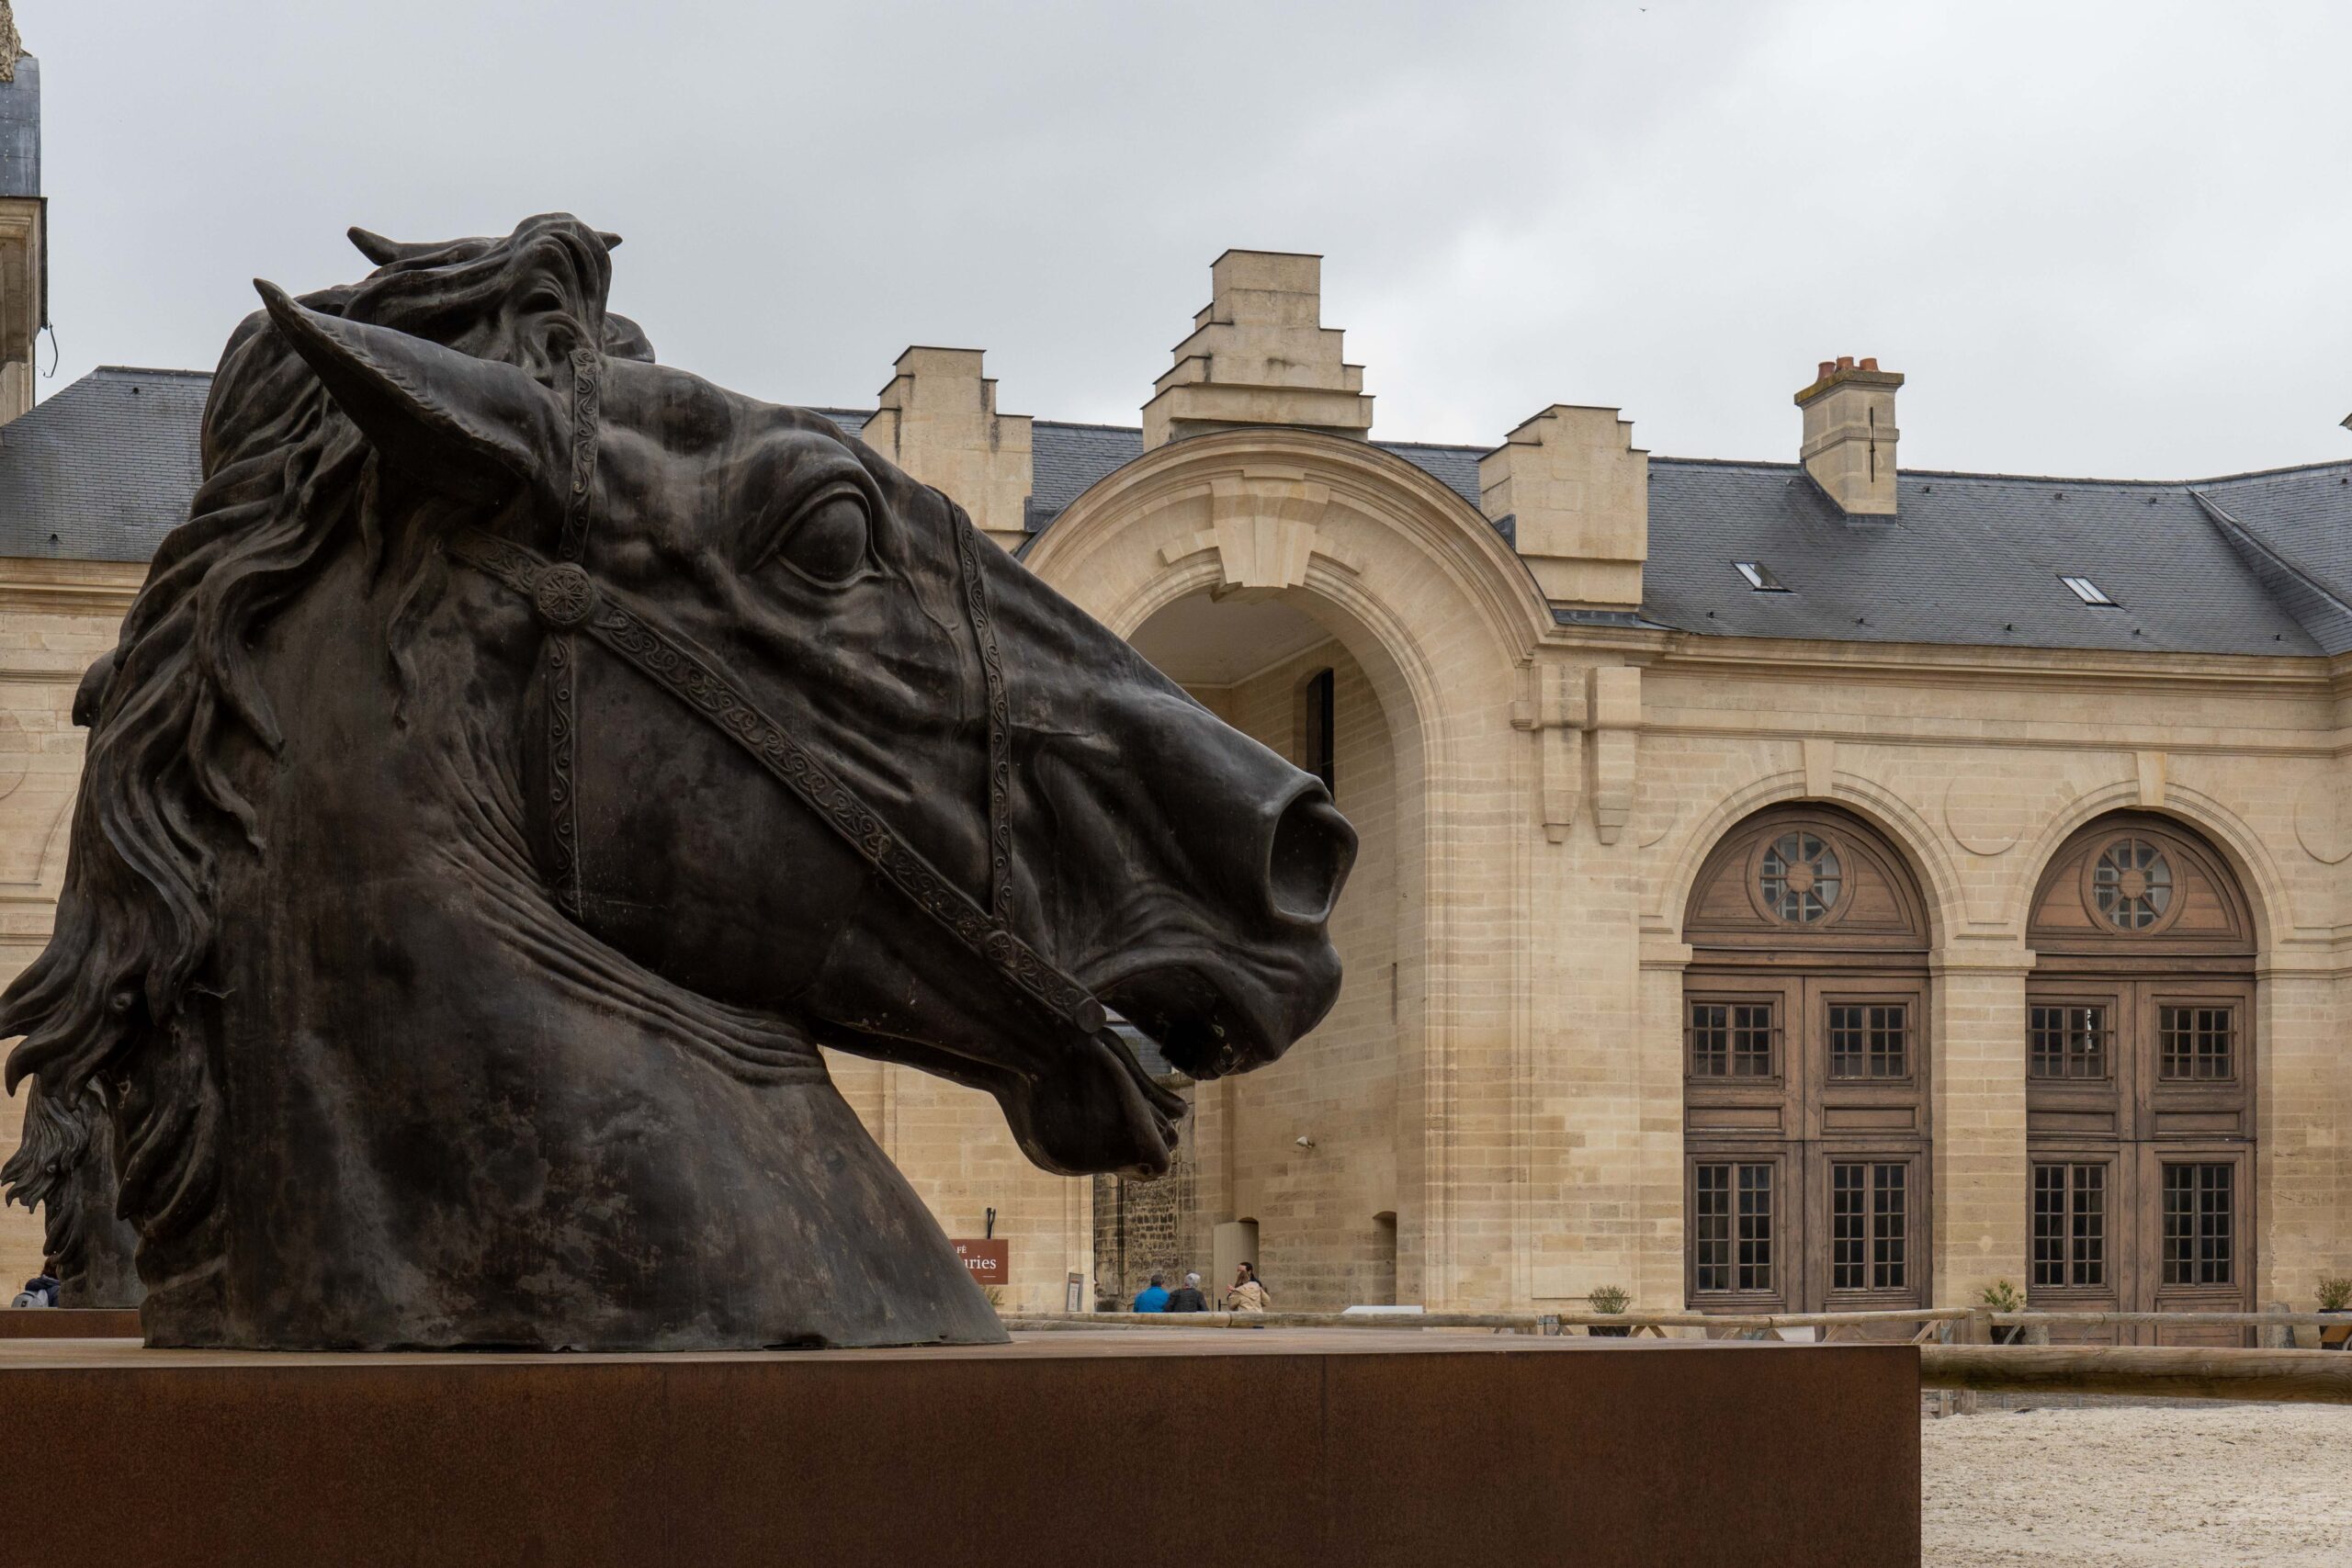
[
  {"x1": 2025, "y1": 974, "x2": 2255, "y2": 1345},
  {"x1": 1680, "y1": 807, "x2": 1936, "y2": 1331},
  {"x1": 2026, "y1": 816, "x2": 2258, "y2": 1346},
  {"x1": 1683, "y1": 971, "x2": 1932, "y2": 1322}
]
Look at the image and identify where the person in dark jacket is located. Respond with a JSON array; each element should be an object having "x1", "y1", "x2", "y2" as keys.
[
  {"x1": 1165, "y1": 1271, "x2": 1209, "y2": 1313},
  {"x1": 12, "y1": 1259, "x2": 60, "y2": 1309}
]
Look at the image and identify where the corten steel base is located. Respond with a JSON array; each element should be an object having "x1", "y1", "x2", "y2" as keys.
[
  {"x1": 2, "y1": 1330, "x2": 1917, "y2": 1568},
  {"x1": 0, "y1": 1308, "x2": 141, "y2": 1338}
]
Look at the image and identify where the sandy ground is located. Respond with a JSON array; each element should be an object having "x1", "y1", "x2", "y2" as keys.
[{"x1": 1923, "y1": 1404, "x2": 2352, "y2": 1567}]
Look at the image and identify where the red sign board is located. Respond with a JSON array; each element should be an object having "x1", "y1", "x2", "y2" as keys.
[{"x1": 952, "y1": 1239, "x2": 1009, "y2": 1286}]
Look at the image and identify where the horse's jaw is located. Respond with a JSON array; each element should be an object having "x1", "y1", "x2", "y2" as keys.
[
  {"x1": 998, "y1": 1028, "x2": 1187, "y2": 1179},
  {"x1": 809, "y1": 1016, "x2": 1186, "y2": 1179}
]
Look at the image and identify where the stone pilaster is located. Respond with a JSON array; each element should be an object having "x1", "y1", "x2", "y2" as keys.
[{"x1": 1930, "y1": 942, "x2": 2033, "y2": 1303}]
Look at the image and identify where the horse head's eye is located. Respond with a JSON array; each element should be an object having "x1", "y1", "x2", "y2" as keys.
[{"x1": 771, "y1": 486, "x2": 871, "y2": 586}]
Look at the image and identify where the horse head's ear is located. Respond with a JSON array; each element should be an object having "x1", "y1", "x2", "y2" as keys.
[
  {"x1": 254, "y1": 279, "x2": 566, "y2": 505},
  {"x1": 346, "y1": 227, "x2": 414, "y2": 267}
]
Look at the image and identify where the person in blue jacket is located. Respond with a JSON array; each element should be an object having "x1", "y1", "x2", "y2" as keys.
[{"x1": 1131, "y1": 1273, "x2": 1171, "y2": 1312}]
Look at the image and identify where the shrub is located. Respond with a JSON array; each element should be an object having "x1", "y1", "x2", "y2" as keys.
[
  {"x1": 1977, "y1": 1279, "x2": 2025, "y2": 1313},
  {"x1": 1588, "y1": 1284, "x2": 1632, "y2": 1314},
  {"x1": 2318, "y1": 1276, "x2": 2352, "y2": 1312}
]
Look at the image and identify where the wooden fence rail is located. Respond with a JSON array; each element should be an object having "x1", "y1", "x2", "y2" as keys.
[
  {"x1": 1004, "y1": 1307, "x2": 1968, "y2": 1334},
  {"x1": 1012, "y1": 1306, "x2": 2347, "y2": 1334},
  {"x1": 1993, "y1": 1310, "x2": 2351, "y2": 1329},
  {"x1": 1922, "y1": 1345, "x2": 2352, "y2": 1405}
]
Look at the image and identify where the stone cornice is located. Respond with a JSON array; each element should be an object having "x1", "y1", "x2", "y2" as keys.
[
  {"x1": 0, "y1": 557, "x2": 146, "y2": 616},
  {"x1": 1630, "y1": 629, "x2": 2333, "y2": 697}
]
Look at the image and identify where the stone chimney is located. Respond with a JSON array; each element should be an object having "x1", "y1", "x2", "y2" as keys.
[
  {"x1": 1141, "y1": 250, "x2": 1373, "y2": 449},
  {"x1": 1479, "y1": 406, "x2": 1648, "y2": 608},
  {"x1": 1795, "y1": 355, "x2": 1902, "y2": 516},
  {"x1": 859, "y1": 346, "x2": 1033, "y2": 550},
  {"x1": 0, "y1": 4, "x2": 41, "y2": 425}
]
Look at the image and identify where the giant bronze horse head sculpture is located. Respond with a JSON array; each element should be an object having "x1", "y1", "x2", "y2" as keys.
[{"x1": 0, "y1": 215, "x2": 1352, "y2": 1349}]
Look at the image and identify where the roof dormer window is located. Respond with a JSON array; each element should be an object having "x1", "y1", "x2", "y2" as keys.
[
  {"x1": 1734, "y1": 561, "x2": 1789, "y2": 592},
  {"x1": 2060, "y1": 574, "x2": 2118, "y2": 607}
]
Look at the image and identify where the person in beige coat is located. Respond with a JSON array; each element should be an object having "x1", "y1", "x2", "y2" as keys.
[{"x1": 1225, "y1": 1262, "x2": 1272, "y2": 1314}]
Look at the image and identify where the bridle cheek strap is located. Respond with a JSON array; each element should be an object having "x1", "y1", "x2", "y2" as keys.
[{"x1": 444, "y1": 525, "x2": 1109, "y2": 1039}]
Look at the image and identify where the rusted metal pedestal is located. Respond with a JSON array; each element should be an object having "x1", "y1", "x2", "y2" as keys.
[{"x1": 2, "y1": 1329, "x2": 1917, "y2": 1568}]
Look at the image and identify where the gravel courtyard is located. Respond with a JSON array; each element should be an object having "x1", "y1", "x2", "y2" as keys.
[{"x1": 1923, "y1": 1404, "x2": 2352, "y2": 1567}]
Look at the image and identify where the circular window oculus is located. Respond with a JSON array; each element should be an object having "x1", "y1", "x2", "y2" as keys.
[
  {"x1": 1759, "y1": 830, "x2": 1842, "y2": 923},
  {"x1": 2091, "y1": 836, "x2": 2174, "y2": 931}
]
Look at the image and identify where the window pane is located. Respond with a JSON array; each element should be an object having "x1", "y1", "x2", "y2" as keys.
[
  {"x1": 2093, "y1": 838, "x2": 2174, "y2": 931},
  {"x1": 1828, "y1": 1008, "x2": 1862, "y2": 1081},
  {"x1": 2073, "y1": 1164, "x2": 2105, "y2": 1289},
  {"x1": 2159, "y1": 1006, "x2": 2234, "y2": 1082},
  {"x1": 1732, "y1": 1005, "x2": 1774, "y2": 1077},
  {"x1": 1831, "y1": 1163, "x2": 1864, "y2": 1290},
  {"x1": 2032, "y1": 1164, "x2": 2064, "y2": 1287},
  {"x1": 1828, "y1": 1003, "x2": 1909, "y2": 1081},
  {"x1": 2164, "y1": 1163, "x2": 2233, "y2": 1287},
  {"x1": 2037, "y1": 1161, "x2": 2109, "y2": 1289},
  {"x1": 1690, "y1": 1004, "x2": 1727, "y2": 1077},
  {"x1": 2199, "y1": 1164, "x2": 2233, "y2": 1285},
  {"x1": 2163, "y1": 1165, "x2": 2191, "y2": 1284},
  {"x1": 1694, "y1": 1165, "x2": 1730, "y2": 1292},
  {"x1": 1759, "y1": 832, "x2": 1841, "y2": 923},
  {"x1": 2030, "y1": 1004, "x2": 2106, "y2": 1080},
  {"x1": 1871, "y1": 1163, "x2": 1906, "y2": 1289},
  {"x1": 1736, "y1": 1164, "x2": 1773, "y2": 1292}
]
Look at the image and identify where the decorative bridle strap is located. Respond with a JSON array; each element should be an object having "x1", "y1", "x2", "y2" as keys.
[
  {"x1": 950, "y1": 511, "x2": 1016, "y2": 925},
  {"x1": 445, "y1": 525, "x2": 1109, "y2": 1038},
  {"x1": 543, "y1": 345, "x2": 603, "y2": 918}
]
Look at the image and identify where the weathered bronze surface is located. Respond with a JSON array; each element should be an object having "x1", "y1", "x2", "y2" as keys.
[
  {"x1": 0, "y1": 215, "x2": 1352, "y2": 1349},
  {"x1": 0, "y1": 1335, "x2": 1920, "y2": 1568}
]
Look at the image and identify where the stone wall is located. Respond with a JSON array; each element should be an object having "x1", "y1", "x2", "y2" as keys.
[{"x1": 0, "y1": 562, "x2": 145, "y2": 1293}]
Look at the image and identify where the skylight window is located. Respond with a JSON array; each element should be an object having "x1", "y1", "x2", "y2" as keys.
[
  {"x1": 1734, "y1": 561, "x2": 1789, "y2": 592},
  {"x1": 2060, "y1": 574, "x2": 2118, "y2": 607}
]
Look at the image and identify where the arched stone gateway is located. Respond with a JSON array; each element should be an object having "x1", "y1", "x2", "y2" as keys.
[
  {"x1": 1028, "y1": 427, "x2": 1545, "y2": 1310},
  {"x1": 1679, "y1": 805, "x2": 1935, "y2": 1324},
  {"x1": 2025, "y1": 812, "x2": 2258, "y2": 1345}
]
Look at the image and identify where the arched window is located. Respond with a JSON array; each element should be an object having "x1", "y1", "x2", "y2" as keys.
[
  {"x1": 1680, "y1": 806, "x2": 1932, "y2": 1323},
  {"x1": 1300, "y1": 668, "x2": 1337, "y2": 797},
  {"x1": 2025, "y1": 813, "x2": 2255, "y2": 1345}
]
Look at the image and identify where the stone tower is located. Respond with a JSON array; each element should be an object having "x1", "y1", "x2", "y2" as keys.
[{"x1": 1, "y1": 1, "x2": 42, "y2": 424}]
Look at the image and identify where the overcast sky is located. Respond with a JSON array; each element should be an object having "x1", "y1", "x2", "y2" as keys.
[{"x1": 19, "y1": 1, "x2": 2352, "y2": 479}]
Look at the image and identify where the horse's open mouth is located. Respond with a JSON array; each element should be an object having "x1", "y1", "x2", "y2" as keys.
[
  {"x1": 1095, "y1": 1026, "x2": 1188, "y2": 1138},
  {"x1": 1096, "y1": 957, "x2": 1326, "y2": 1083}
]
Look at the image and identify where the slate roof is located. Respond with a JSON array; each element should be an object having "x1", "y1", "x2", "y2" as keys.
[
  {"x1": 7, "y1": 365, "x2": 2350, "y2": 660},
  {"x1": 1638, "y1": 459, "x2": 2346, "y2": 657},
  {"x1": 0, "y1": 367, "x2": 207, "y2": 561},
  {"x1": 1029, "y1": 421, "x2": 1143, "y2": 525}
]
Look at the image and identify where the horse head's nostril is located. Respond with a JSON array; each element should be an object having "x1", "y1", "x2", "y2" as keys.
[{"x1": 1266, "y1": 789, "x2": 1355, "y2": 926}]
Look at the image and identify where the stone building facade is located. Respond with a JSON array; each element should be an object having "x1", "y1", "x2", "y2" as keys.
[{"x1": 0, "y1": 56, "x2": 2346, "y2": 1320}]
